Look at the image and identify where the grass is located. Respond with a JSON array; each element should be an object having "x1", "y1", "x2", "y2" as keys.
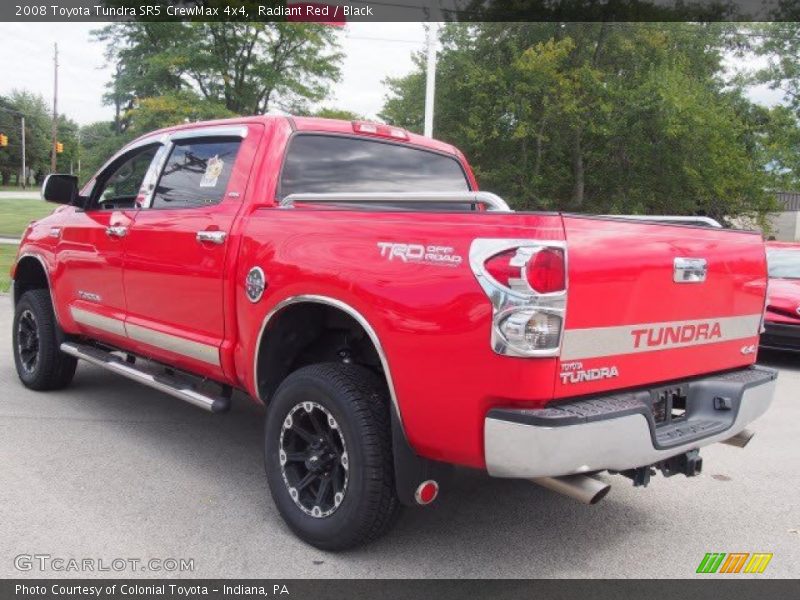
[
  {"x1": 0, "y1": 185, "x2": 36, "y2": 192},
  {"x1": 0, "y1": 244, "x2": 19, "y2": 294},
  {"x1": 0, "y1": 198, "x2": 55, "y2": 238}
]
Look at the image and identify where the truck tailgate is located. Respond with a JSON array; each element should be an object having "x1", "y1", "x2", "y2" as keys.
[{"x1": 555, "y1": 215, "x2": 767, "y2": 397}]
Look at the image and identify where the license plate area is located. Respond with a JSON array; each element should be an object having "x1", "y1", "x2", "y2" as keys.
[{"x1": 651, "y1": 385, "x2": 689, "y2": 426}]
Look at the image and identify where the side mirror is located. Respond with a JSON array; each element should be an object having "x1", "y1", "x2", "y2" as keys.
[{"x1": 42, "y1": 174, "x2": 82, "y2": 206}]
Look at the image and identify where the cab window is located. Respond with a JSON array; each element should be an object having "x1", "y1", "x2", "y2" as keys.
[
  {"x1": 149, "y1": 139, "x2": 241, "y2": 209},
  {"x1": 91, "y1": 145, "x2": 161, "y2": 210},
  {"x1": 279, "y1": 134, "x2": 470, "y2": 198}
]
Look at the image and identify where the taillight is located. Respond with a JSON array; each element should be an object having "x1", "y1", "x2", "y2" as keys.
[
  {"x1": 470, "y1": 240, "x2": 567, "y2": 357},
  {"x1": 483, "y1": 247, "x2": 565, "y2": 295},
  {"x1": 484, "y1": 249, "x2": 520, "y2": 289},
  {"x1": 496, "y1": 309, "x2": 563, "y2": 353},
  {"x1": 527, "y1": 248, "x2": 565, "y2": 293}
]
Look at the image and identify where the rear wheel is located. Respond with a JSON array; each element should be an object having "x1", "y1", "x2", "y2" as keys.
[
  {"x1": 264, "y1": 363, "x2": 401, "y2": 550},
  {"x1": 12, "y1": 289, "x2": 77, "y2": 391}
]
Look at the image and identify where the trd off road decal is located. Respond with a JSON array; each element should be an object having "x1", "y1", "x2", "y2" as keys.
[{"x1": 377, "y1": 242, "x2": 463, "y2": 267}]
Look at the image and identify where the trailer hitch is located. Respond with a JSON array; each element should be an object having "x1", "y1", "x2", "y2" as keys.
[{"x1": 615, "y1": 449, "x2": 703, "y2": 487}]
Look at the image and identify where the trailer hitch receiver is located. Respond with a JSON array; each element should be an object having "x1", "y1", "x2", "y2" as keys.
[{"x1": 616, "y1": 449, "x2": 703, "y2": 487}]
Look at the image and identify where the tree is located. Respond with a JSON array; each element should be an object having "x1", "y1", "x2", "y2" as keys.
[
  {"x1": 755, "y1": 105, "x2": 800, "y2": 191},
  {"x1": 742, "y1": 19, "x2": 800, "y2": 189},
  {"x1": 94, "y1": 22, "x2": 343, "y2": 131},
  {"x1": 0, "y1": 96, "x2": 19, "y2": 185},
  {"x1": 381, "y1": 23, "x2": 779, "y2": 223},
  {"x1": 77, "y1": 121, "x2": 129, "y2": 183},
  {"x1": 124, "y1": 90, "x2": 235, "y2": 136},
  {"x1": 753, "y1": 18, "x2": 800, "y2": 117},
  {"x1": 0, "y1": 91, "x2": 52, "y2": 185},
  {"x1": 54, "y1": 115, "x2": 80, "y2": 179},
  {"x1": 305, "y1": 107, "x2": 364, "y2": 120}
]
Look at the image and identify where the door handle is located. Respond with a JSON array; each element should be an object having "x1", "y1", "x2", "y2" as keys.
[
  {"x1": 196, "y1": 230, "x2": 227, "y2": 245},
  {"x1": 106, "y1": 225, "x2": 128, "y2": 238}
]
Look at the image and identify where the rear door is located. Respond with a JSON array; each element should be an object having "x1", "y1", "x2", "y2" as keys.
[
  {"x1": 555, "y1": 215, "x2": 767, "y2": 398},
  {"x1": 121, "y1": 125, "x2": 260, "y2": 377}
]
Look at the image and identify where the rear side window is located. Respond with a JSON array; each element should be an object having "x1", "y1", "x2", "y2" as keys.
[
  {"x1": 279, "y1": 135, "x2": 469, "y2": 198},
  {"x1": 150, "y1": 139, "x2": 241, "y2": 209}
]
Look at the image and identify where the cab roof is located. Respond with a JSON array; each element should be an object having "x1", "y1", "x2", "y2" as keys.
[{"x1": 130, "y1": 114, "x2": 461, "y2": 157}]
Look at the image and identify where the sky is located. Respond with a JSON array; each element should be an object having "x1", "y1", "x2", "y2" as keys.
[{"x1": 0, "y1": 22, "x2": 787, "y2": 126}]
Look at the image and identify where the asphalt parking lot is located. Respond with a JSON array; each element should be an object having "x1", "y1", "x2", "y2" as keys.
[{"x1": 1, "y1": 299, "x2": 798, "y2": 579}]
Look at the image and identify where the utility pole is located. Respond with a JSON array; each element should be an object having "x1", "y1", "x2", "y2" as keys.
[
  {"x1": 423, "y1": 24, "x2": 437, "y2": 138},
  {"x1": 20, "y1": 116, "x2": 26, "y2": 189},
  {"x1": 50, "y1": 42, "x2": 58, "y2": 173}
]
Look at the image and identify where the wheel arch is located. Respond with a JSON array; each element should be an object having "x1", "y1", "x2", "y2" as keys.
[
  {"x1": 13, "y1": 253, "x2": 52, "y2": 308},
  {"x1": 253, "y1": 295, "x2": 403, "y2": 428}
]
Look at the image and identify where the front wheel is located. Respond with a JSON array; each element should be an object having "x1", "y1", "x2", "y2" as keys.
[
  {"x1": 264, "y1": 363, "x2": 401, "y2": 550},
  {"x1": 12, "y1": 289, "x2": 77, "y2": 391}
]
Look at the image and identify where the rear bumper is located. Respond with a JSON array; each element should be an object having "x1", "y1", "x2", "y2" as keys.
[
  {"x1": 760, "y1": 321, "x2": 800, "y2": 352},
  {"x1": 484, "y1": 366, "x2": 777, "y2": 478}
]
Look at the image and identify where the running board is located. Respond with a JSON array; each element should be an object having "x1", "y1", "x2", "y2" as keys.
[{"x1": 60, "y1": 342, "x2": 231, "y2": 413}]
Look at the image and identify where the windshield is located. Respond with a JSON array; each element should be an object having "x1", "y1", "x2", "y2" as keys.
[{"x1": 767, "y1": 248, "x2": 800, "y2": 279}]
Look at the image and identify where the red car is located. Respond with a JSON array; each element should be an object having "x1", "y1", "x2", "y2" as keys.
[
  {"x1": 762, "y1": 241, "x2": 800, "y2": 352},
  {"x1": 11, "y1": 116, "x2": 777, "y2": 549}
]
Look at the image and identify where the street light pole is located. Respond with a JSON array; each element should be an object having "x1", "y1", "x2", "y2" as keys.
[
  {"x1": 50, "y1": 42, "x2": 58, "y2": 173},
  {"x1": 423, "y1": 24, "x2": 437, "y2": 138}
]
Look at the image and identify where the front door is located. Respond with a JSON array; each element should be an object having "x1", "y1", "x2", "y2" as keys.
[
  {"x1": 56, "y1": 143, "x2": 164, "y2": 344},
  {"x1": 121, "y1": 127, "x2": 258, "y2": 377}
]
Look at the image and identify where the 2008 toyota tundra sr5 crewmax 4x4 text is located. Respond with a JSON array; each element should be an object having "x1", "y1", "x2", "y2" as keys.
[{"x1": 10, "y1": 116, "x2": 777, "y2": 549}]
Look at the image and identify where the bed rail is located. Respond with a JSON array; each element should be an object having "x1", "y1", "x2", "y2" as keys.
[{"x1": 280, "y1": 191, "x2": 513, "y2": 212}]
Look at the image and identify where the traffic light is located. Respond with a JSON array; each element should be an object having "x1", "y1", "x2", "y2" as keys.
[
  {"x1": 56, "y1": 141, "x2": 64, "y2": 154},
  {"x1": 0, "y1": 133, "x2": 8, "y2": 147}
]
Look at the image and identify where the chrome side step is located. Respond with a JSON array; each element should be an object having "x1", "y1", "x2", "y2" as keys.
[{"x1": 60, "y1": 342, "x2": 231, "y2": 413}]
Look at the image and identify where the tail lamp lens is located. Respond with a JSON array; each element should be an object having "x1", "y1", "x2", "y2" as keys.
[
  {"x1": 526, "y1": 247, "x2": 565, "y2": 293},
  {"x1": 484, "y1": 246, "x2": 565, "y2": 294},
  {"x1": 484, "y1": 249, "x2": 519, "y2": 288},
  {"x1": 498, "y1": 309, "x2": 562, "y2": 352}
]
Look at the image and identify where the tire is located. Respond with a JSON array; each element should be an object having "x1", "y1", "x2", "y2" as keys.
[
  {"x1": 264, "y1": 363, "x2": 401, "y2": 550},
  {"x1": 12, "y1": 289, "x2": 77, "y2": 391}
]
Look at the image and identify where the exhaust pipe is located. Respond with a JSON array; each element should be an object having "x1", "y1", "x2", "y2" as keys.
[
  {"x1": 531, "y1": 474, "x2": 611, "y2": 505},
  {"x1": 721, "y1": 428, "x2": 755, "y2": 448}
]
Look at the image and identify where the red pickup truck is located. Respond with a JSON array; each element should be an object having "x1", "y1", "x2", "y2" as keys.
[
  {"x1": 762, "y1": 241, "x2": 800, "y2": 352},
  {"x1": 11, "y1": 116, "x2": 777, "y2": 550}
]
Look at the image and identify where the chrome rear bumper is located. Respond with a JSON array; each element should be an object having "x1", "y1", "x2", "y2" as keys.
[{"x1": 485, "y1": 366, "x2": 777, "y2": 479}]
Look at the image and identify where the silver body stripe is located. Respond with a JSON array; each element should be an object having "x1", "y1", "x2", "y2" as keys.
[
  {"x1": 70, "y1": 307, "x2": 127, "y2": 337},
  {"x1": 126, "y1": 322, "x2": 220, "y2": 366},
  {"x1": 70, "y1": 306, "x2": 220, "y2": 366},
  {"x1": 561, "y1": 314, "x2": 762, "y2": 361}
]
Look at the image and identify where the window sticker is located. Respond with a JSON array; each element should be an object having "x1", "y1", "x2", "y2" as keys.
[{"x1": 200, "y1": 155, "x2": 224, "y2": 188}]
